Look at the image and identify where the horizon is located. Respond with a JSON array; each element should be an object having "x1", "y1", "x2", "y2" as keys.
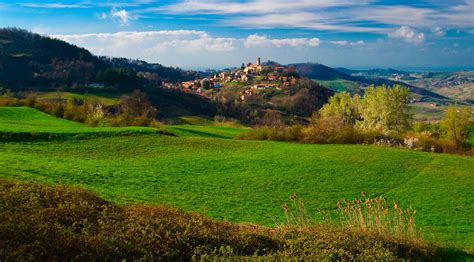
[{"x1": 0, "y1": 0, "x2": 473, "y2": 70}]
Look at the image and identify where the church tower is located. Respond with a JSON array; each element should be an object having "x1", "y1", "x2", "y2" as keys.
[{"x1": 256, "y1": 57, "x2": 261, "y2": 66}]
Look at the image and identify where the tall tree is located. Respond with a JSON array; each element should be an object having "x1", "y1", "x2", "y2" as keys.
[
  {"x1": 358, "y1": 85, "x2": 411, "y2": 132},
  {"x1": 441, "y1": 106, "x2": 472, "y2": 147},
  {"x1": 319, "y1": 91, "x2": 360, "y2": 126}
]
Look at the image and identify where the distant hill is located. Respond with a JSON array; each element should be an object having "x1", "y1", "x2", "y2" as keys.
[
  {"x1": 336, "y1": 67, "x2": 406, "y2": 78},
  {"x1": 399, "y1": 71, "x2": 474, "y2": 104},
  {"x1": 0, "y1": 28, "x2": 218, "y2": 118},
  {"x1": 290, "y1": 63, "x2": 447, "y2": 100},
  {"x1": 0, "y1": 28, "x2": 196, "y2": 91},
  {"x1": 290, "y1": 63, "x2": 353, "y2": 81}
]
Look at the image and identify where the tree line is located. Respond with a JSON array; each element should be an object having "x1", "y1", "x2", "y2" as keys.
[
  {"x1": 0, "y1": 90, "x2": 159, "y2": 128},
  {"x1": 238, "y1": 85, "x2": 473, "y2": 155}
]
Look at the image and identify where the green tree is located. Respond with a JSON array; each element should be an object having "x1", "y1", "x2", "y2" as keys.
[
  {"x1": 319, "y1": 91, "x2": 360, "y2": 126},
  {"x1": 441, "y1": 106, "x2": 472, "y2": 147},
  {"x1": 358, "y1": 85, "x2": 411, "y2": 132}
]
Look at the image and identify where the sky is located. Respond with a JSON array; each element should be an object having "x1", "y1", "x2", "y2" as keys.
[{"x1": 0, "y1": 0, "x2": 473, "y2": 70}]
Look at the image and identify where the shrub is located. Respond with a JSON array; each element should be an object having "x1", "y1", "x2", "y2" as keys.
[
  {"x1": 0, "y1": 92, "x2": 161, "y2": 129},
  {"x1": 0, "y1": 180, "x2": 457, "y2": 261},
  {"x1": 302, "y1": 114, "x2": 360, "y2": 144},
  {"x1": 237, "y1": 126, "x2": 303, "y2": 142},
  {"x1": 441, "y1": 106, "x2": 472, "y2": 148},
  {"x1": 0, "y1": 179, "x2": 277, "y2": 261}
]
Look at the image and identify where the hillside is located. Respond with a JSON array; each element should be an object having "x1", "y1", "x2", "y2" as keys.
[
  {"x1": 290, "y1": 63, "x2": 447, "y2": 100},
  {"x1": 402, "y1": 71, "x2": 474, "y2": 103},
  {"x1": 0, "y1": 106, "x2": 162, "y2": 143},
  {"x1": 336, "y1": 67, "x2": 407, "y2": 78},
  {"x1": 0, "y1": 28, "x2": 196, "y2": 91},
  {"x1": 1, "y1": 106, "x2": 473, "y2": 251},
  {"x1": 0, "y1": 28, "x2": 222, "y2": 118}
]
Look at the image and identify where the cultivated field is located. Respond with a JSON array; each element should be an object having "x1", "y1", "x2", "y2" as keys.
[{"x1": 0, "y1": 106, "x2": 473, "y2": 251}]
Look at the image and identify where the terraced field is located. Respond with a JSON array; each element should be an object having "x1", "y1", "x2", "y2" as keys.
[{"x1": 0, "y1": 106, "x2": 473, "y2": 251}]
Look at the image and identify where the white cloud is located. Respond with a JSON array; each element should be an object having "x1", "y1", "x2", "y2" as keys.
[
  {"x1": 157, "y1": 0, "x2": 371, "y2": 15},
  {"x1": 432, "y1": 27, "x2": 446, "y2": 37},
  {"x1": 110, "y1": 9, "x2": 135, "y2": 25},
  {"x1": 244, "y1": 34, "x2": 320, "y2": 48},
  {"x1": 389, "y1": 26, "x2": 425, "y2": 44},
  {"x1": 330, "y1": 40, "x2": 349, "y2": 46},
  {"x1": 353, "y1": 6, "x2": 435, "y2": 28},
  {"x1": 330, "y1": 40, "x2": 365, "y2": 46},
  {"x1": 229, "y1": 12, "x2": 382, "y2": 33},
  {"x1": 154, "y1": 1, "x2": 474, "y2": 34},
  {"x1": 49, "y1": 31, "x2": 328, "y2": 68},
  {"x1": 50, "y1": 30, "x2": 236, "y2": 59}
]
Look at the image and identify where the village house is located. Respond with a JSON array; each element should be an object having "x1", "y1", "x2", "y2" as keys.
[
  {"x1": 244, "y1": 57, "x2": 263, "y2": 74},
  {"x1": 252, "y1": 83, "x2": 276, "y2": 90},
  {"x1": 267, "y1": 74, "x2": 278, "y2": 81}
]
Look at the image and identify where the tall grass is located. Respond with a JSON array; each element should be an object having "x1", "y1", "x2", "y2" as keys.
[
  {"x1": 0, "y1": 179, "x2": 460, "y2": 260},
  {"x1": 281, "y1": 193, "x2": 420, "y2": 242},
  {"x1": 336, "y1": 194, "x2": 418, "y2": 240}
]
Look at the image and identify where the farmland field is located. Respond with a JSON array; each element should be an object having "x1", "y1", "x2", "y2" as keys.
[
  {"x1": 0, "y1": 106, "x2": 155, "y2": 134},
  {"x1": 35, "y1": 91, "x2": 121, "y2": 106},
  {"x1": 313, "y1": 78, "x2": 360, "y2": 93},
  {"x1": 166, "y1": 125, "x2": 248, "y2": 139},
  {"x1": 0, "y1": 106, "x2": 473, "y2": 251}
]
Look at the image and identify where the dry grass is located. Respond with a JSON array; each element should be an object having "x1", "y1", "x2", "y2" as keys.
[{"x1": 0, "y1": 180, "x2": 467, "y2": 261}]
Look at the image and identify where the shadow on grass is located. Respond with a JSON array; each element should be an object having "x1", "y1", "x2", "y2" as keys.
[
  {"x1": 0, "y1": 130, "x2": 167, "y2": 142},
  {"x1": 169, "y1": 127, "x2": 234, "y2": 139}
]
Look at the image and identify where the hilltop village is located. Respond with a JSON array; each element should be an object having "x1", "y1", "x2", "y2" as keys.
[{"x1": 162, "y1": 58, "x2": 300, "y2": 99}]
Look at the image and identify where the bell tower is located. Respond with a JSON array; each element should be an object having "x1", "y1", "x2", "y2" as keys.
[{"x1": 256, "y1": 57, "x2": 261, "y2": 66}]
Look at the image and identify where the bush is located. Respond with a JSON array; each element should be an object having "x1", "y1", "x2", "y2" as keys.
[
  {"x1": 0, "y1": 180, "x2": 457, "y2": 261},
  {"x1": 237, "y1": 126, "x2": 303, "y2": 142},
  {"x1": 301, "y1": 115, "x2": 360, "y2": 144},
  {"x1": 414, "y1": 137, "x2": 471, "y2": 155},
  {"x1": 0, "y1": 179, "x2": 276, "y2": 261},
  {"x1": 0, "y1": 92, "x2": 161, "y2": 129}
]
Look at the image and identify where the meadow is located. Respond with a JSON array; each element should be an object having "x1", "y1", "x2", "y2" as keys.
[
  {"x1": 35, "y1": 91, "x2": 121, "y2": 106},
  {"x1": 0, "y1": 106, "x2": 473, "y2": 252},
  {"x1": 0, "y1": 106, "x2": 155, "y2": 134}
]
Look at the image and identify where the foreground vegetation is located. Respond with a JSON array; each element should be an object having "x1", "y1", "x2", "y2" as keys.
[
  {"x1": 0, "y1": 138, "x2": 473, "y2": 249},
  {"x1": 1, "y1": 179, "x2": 464, "y2": 260},
  {"x1": 0, "y1": 106, "x2": 473, "y2": 256}
]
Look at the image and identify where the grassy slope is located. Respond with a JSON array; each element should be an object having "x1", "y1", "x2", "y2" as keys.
[
  {"x1": 0, "y1": 106, "x2": 155, "y2": 133},
  {"x1": 35, "y1": 92, "x2": 120, "y2": 106},
  {"x1": 313, "y1": 78, "x2": 360, "y2": 93},
  {"x1": 409, "y1": 103, "x2": 447, "y2": 121},
  {"x1": 166, "y1": 125, "x2": 248, "y2": 139},
  {"x1": 0, "y1": 107, "x2": 473, "y2": 250}
]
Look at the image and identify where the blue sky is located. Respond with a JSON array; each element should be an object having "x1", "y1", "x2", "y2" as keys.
[{"x1": 0, "y1": 0, "x2": 473, "y2": 70}]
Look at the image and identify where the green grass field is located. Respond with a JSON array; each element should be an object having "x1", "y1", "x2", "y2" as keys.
[
  {"x1": 36, "y1": 91, "x2": 120, "y2": 106},
  {"x1": 1, "y1": 106, "x2": 473, "y2": 251},
  {"x1": 166, "y1": 125, "x2": 248, "y2": 139},
  {"x1": 314, "y1": 79, "x2": 360, "y2": 93},
  {"x1": 0, "y1": 106, "x2": 155, "y2": 134}
]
